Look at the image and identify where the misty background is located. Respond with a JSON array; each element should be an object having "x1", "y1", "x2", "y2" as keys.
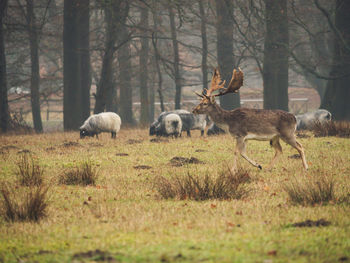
[{"x1": 0, "y1": 0, "x2": 349, "y2": 133}]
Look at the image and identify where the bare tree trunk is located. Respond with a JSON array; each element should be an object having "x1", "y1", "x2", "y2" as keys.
[
  {"x1": 94, "y1": 7, "x2": 117, "y2": 114},
  {"x1": 151, "y1": 8, "x2": 164, "y2": 113},
  {"x1": 27, "y1": 0, "x2": 43, "y2": 133},
  {"x1": 118, "y1": 25, "x2": 134, "y2": 125},
  {"x1": 321, "y1": 0, "x2": 350, "y2": 120},
  {"x1": 78, "y1": 0, "x2": 91, "y2": 120},
  {"x1": 0, "y1": 0, "x2": 9, "y2": 133},
  {"x1": 168, "y1": 6, "x2": 182, "y2": 110},
  {"x1": 215, "y1": 0, "x2": 240, "y2": 110},
  {"x1": 263, "y1": 0, "x2": 289, "y2": 111},
  {"x1": 94, "y1": 0, "x2": 128, "y2": 114},
  {"x1": 199, "y1": 0, "x2": 208, "y2": 92},
  {"x1": 63, "y1": 0, "x2": 82, "y2": 130},
  {"x1": 139, "y1": 4, "x2": 150, "y2": 125}
]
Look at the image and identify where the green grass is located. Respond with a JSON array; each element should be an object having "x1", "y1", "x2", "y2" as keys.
[{"x1": 0, "y1": 129, "x2": 349, "y2": 262}]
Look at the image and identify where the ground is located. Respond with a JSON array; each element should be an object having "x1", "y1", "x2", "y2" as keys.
[{"x1": 0, "y1": 129, "x2": 349, "y2": 262}]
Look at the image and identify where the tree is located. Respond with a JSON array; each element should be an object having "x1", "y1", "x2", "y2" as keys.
[
  {"x1": 199, "y1": 0, "x2": 208, "y2": 92},
  {"x1": 215, "y1": 0, "x2": 240, "y2": 110},
  {"x1": 0, "y1": 0, "x2": 9, "y2": 133},
  {"x1": 94, "y1": 0, "x2": 128, "y2": 114},
  {"x1": 78, "y1": 0, "x2": 91, "y2": 121},
  {"x1": 118, "y1": 20, "x2": 134, "y2": 125},
  {"x1": 63, "y1": 0, "x2": 91, "y2": 130},
  {"x1": 139, "y1": 3, "x2": 150, "y2": 125},
  {"x1": 263, "y1": 0, "x2": 289, "y2": 111},
  {"x1": 168, "y1": 5, "x2": 182, "y2": 110},
  {"x1": 320, "y1": 0, "x2": 350, "y2": 120},
  {"x1": 26, "y1": 0, "x2": 43, "y2": 133}
]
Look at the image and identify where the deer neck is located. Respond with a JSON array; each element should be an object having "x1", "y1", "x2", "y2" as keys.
[{"x1": 206, "y1": 102, "x2": 227, "y2": 124}]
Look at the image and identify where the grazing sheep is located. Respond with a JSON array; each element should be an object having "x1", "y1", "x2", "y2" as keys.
[
  {"x1": 207, "y1": 122, "x2": 226, "y2": 136},
  {"x1": 149, "y1": 110, "x2": 206, "y2": 136},
  {"x1": 296, "y1": 109, "x2": 332, "y2": 130},
  {"x1": 80, "y1": 112, "x2": 121, "y2": 139},
  {"x1": 152, "y1": 113, "x2": 182, "y2": 137}
]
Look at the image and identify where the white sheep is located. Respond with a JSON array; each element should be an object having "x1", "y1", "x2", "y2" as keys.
[
  {"x1": 80, "y1": 112, "x2": 121, "y2": 139},
  {"x1": 154, "y1": 113, "x2": 182, "y2": 137},
  {"x1": 296, "y1": 109, "x2": 332, "y2": 130}
]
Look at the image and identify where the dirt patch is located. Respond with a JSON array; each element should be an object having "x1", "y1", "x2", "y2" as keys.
[
  {"x1": 62, "y1": 141, "x2": 81, "y2": 148},
  {"x1": 127, "y1": 139, "x2": 143, "y2": 144},
  {"x1": 37, "y1": 250, "x2": 53, "y2": 255},
  {"x1": 291, "y1": 219, "x2": 331, "y2": 227},
  {"x1": 288, "y1": 154, "x2": 301, "y2": 159},
  {"x1": 170, "y1": 156, "x2": 204, "y2": 167},
  {"x1": 17, "y1": 149, "x2": 31, "y2": 154},
  {"x1": 150, "y1": 137, "x2": 169, "y2": 143},
  {"x1": 134, "y1": 165, "x2": 152, "y2": 170},
  {"x1": 195, "y1": 149, "x2": 206, "y2": 153},
  {"x1": 116, "y1": 153, "x2": 129, "y2": 156},
  {"x1": 46, "y1": 147, "x2": 56, "y2": 151},
  {"x1": 73, "y1": 249, "x2": 116, "y2": 262},
  {"x1": 88, "y1": 142, "x2": 103, "y2": 147}
]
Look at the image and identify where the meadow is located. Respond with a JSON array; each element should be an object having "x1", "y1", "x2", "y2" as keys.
[{"x1": 0, "y1": 129, "x2": 349, "y2": 262}]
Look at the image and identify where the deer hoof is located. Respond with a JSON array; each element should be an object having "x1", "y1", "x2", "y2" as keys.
[{"x1": 258, "y1": 165, "x2": 262, "y2": 170}]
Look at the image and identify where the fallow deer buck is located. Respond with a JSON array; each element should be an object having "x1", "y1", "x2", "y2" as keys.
[{"x1": 192, "y1": 68, "x2": 308, "y2": 171}]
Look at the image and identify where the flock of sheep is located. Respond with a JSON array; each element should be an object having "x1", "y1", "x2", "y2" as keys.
[{"x1": 79, "y1": 108, "x2": 332, "y2": 139}]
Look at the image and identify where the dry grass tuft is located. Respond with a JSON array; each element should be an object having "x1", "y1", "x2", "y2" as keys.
[
  {"x1": 59, "y1": 161, "x2": 99, "y2": 186},
  {"x1": 0, "y1": 183, "x2": 49, "y2": 222},
  {"x1": 16, "y1": 154, "x2": 44, "y2": 186},
  {"x1": 155, "y1": 168, "x2": 251, "y2": 200},
  {"x1": 313, "y1": 121, "x2": 350, "y2": 138},
  {"x1": 283, "y1": 173, "x2": 338, "y2": 206}
]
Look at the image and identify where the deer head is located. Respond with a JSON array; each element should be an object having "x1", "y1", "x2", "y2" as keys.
[{"x1": 193, "y1": 68, "x2": 243, "y2": 114}]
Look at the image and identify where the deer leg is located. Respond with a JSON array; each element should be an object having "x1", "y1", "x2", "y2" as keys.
[
  {"x1": 281, "y1": 136, "x2": 308, "y2": 170},
  {"x1": 267, "y1": 136, "x2": 282, "y2": 170},
  {"x1": 236, "y1": 137, "x2": 262, "y2": 170}
]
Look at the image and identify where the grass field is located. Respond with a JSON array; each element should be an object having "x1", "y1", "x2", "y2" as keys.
[{"x1": 0, "y1": 129, "x2": 349, "y2": 262}]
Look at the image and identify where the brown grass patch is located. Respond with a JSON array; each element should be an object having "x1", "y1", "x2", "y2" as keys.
[
  {"x1": 62, "y1": 141, "x2": 82, "y2": 148},
  {"x1": 283, "y1": 174, "x2": 337, "y2": 206},
  {"x1": 134, "y1": 165, "x2": 152, "y2": 170},
  {"x1": 0, "y1": 183, "x2": 49, "y2": 222},
  {"x1": 313, "y1": 121, "x2": 350, "y2": 138},
  {"x1": 16, "y1": 154, "x2": 44, "y2": 186},
  {"x1": 150, "y1": 137, "x2": 169, "y2": 143},
  {"x1": 59, "y1": 161, "x2": 99, "y2": 186},
  {"x1": 127, "y1": 139, "x2": 143, "y2": 144},
  {"x1": 155, "y1": 168, "x2": 251, "y2": 200},
  {"x1": 169, "y1": 156, "x2": 204, "y2": 167}
]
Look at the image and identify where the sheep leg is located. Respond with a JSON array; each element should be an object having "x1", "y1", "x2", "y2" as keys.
[
  {"x1": 187, "y1": 130, "x2": 191, "y2": 137},
  {"x1": 111, "y1": 132, "x2": 116, "y2": 139}
]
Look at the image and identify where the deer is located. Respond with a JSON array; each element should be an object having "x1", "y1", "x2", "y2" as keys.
[{"x1": 192, "y1": 68, "x2": 308, "y2": 171}]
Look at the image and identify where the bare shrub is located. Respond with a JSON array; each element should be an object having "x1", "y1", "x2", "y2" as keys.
[
  {"x1": 0, "y1": 183, "x2": 49, "y2": 222},
  {"x1": 283, "y1": 174, "x2": 336, "y2": 206},
  {"x1": 8, "y1": 113, "x2": 33, "y2": 134},
  {"x1": 313, "y1": 121, "x2": 350, "y2": 138},
  {"x1": 155, "y1": 168, "x2": 251, "y2": 200},
  {"x1": 16, "y1": 154, "x2": 44, "y2": 186},
  {"x1": 59, "y1": 161, "x2": 99, "y2": 186}
]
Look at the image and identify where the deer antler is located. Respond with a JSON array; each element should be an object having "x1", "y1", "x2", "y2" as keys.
[
  {"x1": 215, "y1": 68, "x2": 244, "y2": 97},
  {"x1": 206, "y1": 68, "x2": 226, "y2": 97}
]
